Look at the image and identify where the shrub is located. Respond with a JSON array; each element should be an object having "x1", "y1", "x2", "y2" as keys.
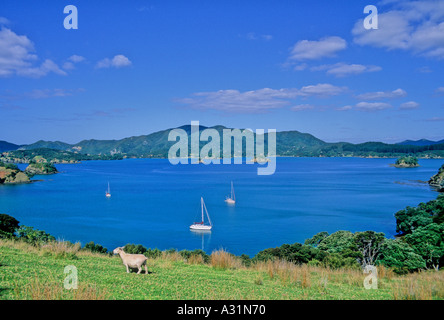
[
  {"x1": 377, "y1": 239, "x2": 426, "y2": 274},
  {"x1": 179, "y1": 249, "x2": 210, "y2": 264},
  {"x1": 83, "y1": 241, "x2": 108, "y2": 254},
  {"x1": 16, "y1": 225, "x2": 55, "y2": 244},
  {"x1": 0, "y1": 213, "x2": 19, "y2": 238},
  {"x1": 123, "y1": 243, "x2": 148, "y2": 254}
]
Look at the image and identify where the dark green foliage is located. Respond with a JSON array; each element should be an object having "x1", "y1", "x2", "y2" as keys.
[
  {"x1": 317, "y1": 231, "x2": 355, "y2": 253},
  {"x1": 352, "y1": 231, "x2": 385, "y2": 267},
  {"x1": 179, "y1": 249, "x2": 210, "y2": 263},
  {"x1": 4, "y1": 125, "x2": 444, "y2": 159},
  {"x1": 377, "y1": 239, "x2": 426, "y2": 274},
  {"x1": 395, "y1": 156, "x2": 418, "y2": 166},
  {"x1": 404, "y1": 223, "x2": 444, "y2": 269},
  {"x1": 144, "y1": 248, "x2": 162, "y2": 259},
  {"x1": 0, "y1": 162, "x2": 18, "y2": 170},
  {"x1": 253, "y1": 242, "x2": 327, "y2": 265},
  {"x1": 123, "y1": 243, "x2": 148, "y2": 254},
  {"x1": 322, "y1": 253, "x2": 360, "y2": 269},
  {"x1": 15, "y1": 226, "x2": 55, "y2": 244},
  {"x1": 1, "y1": 148, "x2": 124, "y2": 164},
  {"x1": 83, "y1": 241, "x2": 108, "y2": 254},
  {"x1": 240, "y1": 254, "x2": 251, "y2": 267},
  {"x1": 0, "y1": 214, "x2": 19, "y2": 238},
  {"x1": 304, "y1": 231, "x2": 329, "y2": 247},
  {"x1": 395, "y1": 196, "x2": 443, "y2": 235}
]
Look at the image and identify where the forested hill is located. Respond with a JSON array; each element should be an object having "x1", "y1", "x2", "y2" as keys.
[{"x1": 2, "y1": 125, "x2": 444, "y2": 159}]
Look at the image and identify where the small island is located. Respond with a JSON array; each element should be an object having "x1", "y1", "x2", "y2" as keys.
[
  {"x1": 24, "y1": 161, "x2": 58, "y2": 177},
  {"x1": 0, "y1": 157, "x2": 58, "y2": 185},
  {"x1": 0, "y1": 162, "x2": 30, "y2": 184},
  {"x1": 429, "y1": 163, "x2": 444, "y2": 192},
  {"x1": 392, "y1": 156, "x2": 419, "y2": 168}
]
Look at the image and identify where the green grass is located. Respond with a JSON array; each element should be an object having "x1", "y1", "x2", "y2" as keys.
[{"x1": 0, "y1": 239, "x2": 443, "y2": 300}]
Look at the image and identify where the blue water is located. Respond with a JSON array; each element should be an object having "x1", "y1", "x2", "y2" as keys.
[{"x1": 0, "y1": 158, "x2": 442, "y2": 257}]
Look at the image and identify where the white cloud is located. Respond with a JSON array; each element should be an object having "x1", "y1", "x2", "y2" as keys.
[
  {"x1": 242, "y1": 33, "x2": 273, "y2": 41},
  {"x1": 298, "y1": 83, "x2": 347, "y2": 97},
  {"x1": 352, "y1": 1, "x2": 444, "y2": 59},
  {"x1": 291, "y1": 104, "x2": 315, "y2": 111},
  {"x1": 16, "y1": 59, "x2": 67, "y2": 78},
  {"x1": 96, "y1": 55, "x2": 132, "y2": 69},
  {"x1": 340, "y1": 102, "x2": 393, "y2": 112},
  {"x1": 177, "y1": 84, "x2": 347, "y2": 113},
  {"x1": 0, "y1": 27, "x2": 66, "y2": 78},
  {"x1": 1, "y1": 88, "x2": 85, "y2": 100},
  {"x1": 62, "y1": 55, "x2": 86, "y2": 70},
  {"x1": 400, "y1": 101, "x2": 420, "y2": 110},
  {"x1": 68, "y1": 55, "x2": 85, "y2": 63},
  {"x1": 310, "y1": 62, "x2": 382, "y2": 77},
  {"x1": 355, "y1": 88, "x2": 407, "y2": 100},
  {"x1": 289, "y1": 36, "x2": 347, "y2": 60},
  {"x1": 0, "y1": 17, "x2": 10, "y2": 25},
  {"x1": 435, "y1": 87, "x2": 444, "y2": 95},
  {"x1": 426, "y1": 117, "x2": 444, "y2": 122}
]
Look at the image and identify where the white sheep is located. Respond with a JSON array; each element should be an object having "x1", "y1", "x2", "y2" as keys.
[{"x1": 113, "y1": 247, "x2": 148, "y2": 274}]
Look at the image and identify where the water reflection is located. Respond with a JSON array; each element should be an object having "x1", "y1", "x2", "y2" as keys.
[{"x1": 190, "y1": 229, "x2": 212, "y2": 252}]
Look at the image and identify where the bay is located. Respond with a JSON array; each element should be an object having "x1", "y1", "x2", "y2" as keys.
[{"x1": 0, "y1": 157, "x2": 442, "y2": 257}]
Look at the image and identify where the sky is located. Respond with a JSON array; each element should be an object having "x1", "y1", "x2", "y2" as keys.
[{"x1": 1, "y1": 0, "x2": 443, "y2": 145}]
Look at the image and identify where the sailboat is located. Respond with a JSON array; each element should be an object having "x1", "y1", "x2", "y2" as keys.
[
  {"x1": 190, "y1": 197, "x2": 212, "y2": 230},
  {"x1": 224, "y1": 181, "x2": 235, "y2": 204},
  {"x1": 105, "y1": 182, "x2": 111, "y2": 198}
]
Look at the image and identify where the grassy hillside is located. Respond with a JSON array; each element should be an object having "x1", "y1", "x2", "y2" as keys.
[{"x1": 0, "y1": 239, "x2": 442, "y2": 300}]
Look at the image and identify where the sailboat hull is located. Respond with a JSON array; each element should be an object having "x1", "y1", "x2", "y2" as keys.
[
  {"x1": 190, "y1": 224, "x2": 212, "y2": 230},
  {"x1": 225, "y1": 198, "x2": 235, "y2": 204}
]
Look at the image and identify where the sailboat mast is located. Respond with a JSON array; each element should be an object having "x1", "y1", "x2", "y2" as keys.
[
  {"x1": 201, "y1": 197, "x2": 204, "y2": 223},
  {"x1": 231, "y1": 181, "x2": 235, "y2": 201}
]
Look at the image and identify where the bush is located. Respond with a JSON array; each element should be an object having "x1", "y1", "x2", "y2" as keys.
[
  {"x1": 144, "y1": 248, "x2": 162, "y2": 259},
  {"x1": 15, "y1": 225, "x2": 55, "y2": 244},
  {"x1": 179, "y1": 249, "x2": 210, "y2": 263},
  {"x1": 123, "y1": 243, "x2": 148, "y2": 254},
  {"x1": 377, "y1": 239, "x2": 426, "y2": 274},
  {"x1": 83, "y1": 241, "x2": 108, "y2": 254},
  {"x1": 0, "y1": 213, "x2": 19, "y2": 238}
]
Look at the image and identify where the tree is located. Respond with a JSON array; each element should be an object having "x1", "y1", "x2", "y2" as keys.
[
  {"x1": 16, "y1": 225, "x2": 55, "y2": 243},
  {"x1": 404, "y1": 223, "x2": 444, "y2": 270},
  {"x1": 353, "y1": 231, "x2": 385, "y2": 268},
  {"x1": 317, "y1": 230, "x2": 355, "y2": 253},
  {"x1": 377, "y1": 239, "x2": 426, "y2": 274},
  {"x1": 395, "y1": 206, "x2": 433, "y2": 235},
  {"x1": 83, "y1": 241, "x2": 108, "y2": 254},
  {"x1": 304, "y1": 231, "x2": 329, "y2": 247},
  {"x1": 0, "y1": 213, "x2": 19, "y2": 238}
]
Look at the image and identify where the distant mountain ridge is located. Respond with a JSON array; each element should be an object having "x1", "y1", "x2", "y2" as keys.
[
  {"x1": 2, "y1": 125, "x2": 444, "y2": 158},
  {"x1": 0, "y1": 141, "x2": 22, "y2": 153},
  {"x1": 396, "y1": 139, "x2": 444, "y2": 146}
]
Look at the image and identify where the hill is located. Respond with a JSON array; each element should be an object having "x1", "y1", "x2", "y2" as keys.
[
  {"x1": 0, "y1": 238, "x2": 442, "y2": 300},
  {"x1": 0, "y1": 141, "x2": 21, "y2": 153},
  {"x1": 6, "y1": 125, "x2": 444, "y2": 159},
  {"x1": 397, "y1": 139, "x2": 444, "y2": 146}
]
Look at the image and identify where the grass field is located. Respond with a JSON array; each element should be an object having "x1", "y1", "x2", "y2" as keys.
[{"x1": 0, "y1": 239, "x2": 443, "y2": 300}]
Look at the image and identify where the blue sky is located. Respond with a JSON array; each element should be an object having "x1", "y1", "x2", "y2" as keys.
[{"x1": 1, "y1": 0, "x2": 443, "y2": 145}]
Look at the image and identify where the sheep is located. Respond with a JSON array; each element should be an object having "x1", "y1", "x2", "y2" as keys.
[{"x1": 113, "y1": 247, "x2": 148, "y2": 274}]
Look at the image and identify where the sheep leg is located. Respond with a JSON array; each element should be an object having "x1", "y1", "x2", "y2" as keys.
[
  {"x1": 144, "y1": 264, "x2": 148, "y2": 274},
  {"x1": 137, "y1": 266, "x2": 141, "y2": 274},
  {"x1": 126, "y1": 264, "x2": 130, "y2": 273}
]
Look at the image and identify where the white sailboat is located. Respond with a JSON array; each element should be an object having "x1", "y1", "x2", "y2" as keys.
[
  {"x1": 190, "y1": 197, "x2": 212, "y2": 230},
  {"x1": 105, "y1": 182, "x2": 111, "y2": 198},
  {"x1": 225, "y1": 181, "x2": 235, "y2": 204}
]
